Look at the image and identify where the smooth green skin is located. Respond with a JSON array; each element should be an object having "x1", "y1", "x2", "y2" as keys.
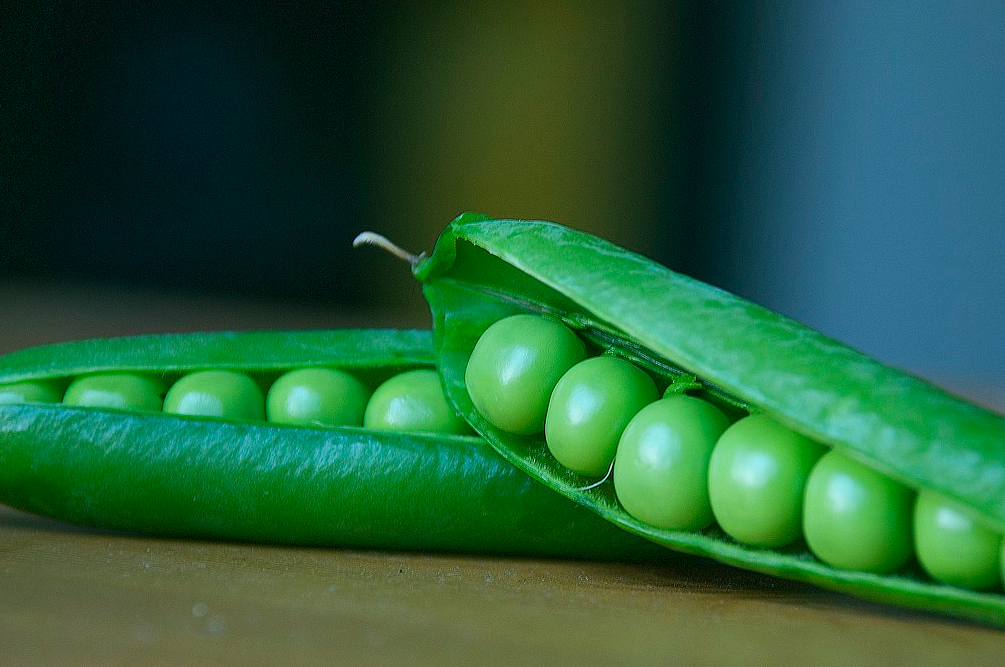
[
  {"x1": 163, "y1": 370, "x2": 265, "y2": 421},
  {"x1": 0, "y1": 381, "x2": 63, "y2": 404},
  {"x1": 266, "y1": 368, "x2": 370, "y2": 427},
  {"x1": 803, "y1": 450, "x2": 914, "y2": 573},
  {"x1": 364, "y1": 369, "x2": 471, "y2": 435},
  {"x1": 418, "y1": 216, "x2": 1005, "y2": 625},
  {"x1": 707, "y1": 413, "x2": 827, "y2": 549},
  {"x1": 612, "y1": 395, "x2": 730, "y2": 531},
  {"x1": 545, "y1": 355, "x2": 658, "y2": 476},
  {"x1": 63, "y1": 373, "x2": 166, "y2": 412},
  {"x1": 914, "y1": 490, "x2": 1003, "y2": 590},
  {"x1": 0, "y1": 329, "x2": 435, "y2": 384},
  {"x1": 465, "y1": 314, "x2": 586, "y2": 435}
]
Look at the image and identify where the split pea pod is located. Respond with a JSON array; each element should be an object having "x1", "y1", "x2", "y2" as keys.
[
  {"x1": 0, "y1": 328, "x2": 670, "y2": 560},
  {"x1": 385, "y1": 213, "x2": 1005, "y2": 625}
]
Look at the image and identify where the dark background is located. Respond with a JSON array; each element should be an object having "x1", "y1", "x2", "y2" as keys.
[{"x1": 3, "y1": 2, "x2": 1004, "y2": 406}]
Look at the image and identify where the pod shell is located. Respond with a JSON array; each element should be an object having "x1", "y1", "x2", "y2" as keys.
[
  {"x1": 416, "y1": 216, "x2": 1005, "y2": 625},
  {"x1": 0, "y1": 402, "x2": 670, "y2": 560},
  {"x1": 0, "y1": 328, "x2": 670, "y2": 561}
]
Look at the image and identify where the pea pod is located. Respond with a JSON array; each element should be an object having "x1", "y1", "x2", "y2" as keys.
[
  {"x1": 0, "y1": 328, "x2": 670, "y2": 561},
  {"x1": 406, "y1": 213, "x2": 1005, "y2": 624}
]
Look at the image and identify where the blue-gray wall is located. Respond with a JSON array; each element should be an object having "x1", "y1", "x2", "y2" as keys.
[{"x1": 683, "y1": 3, "x2": 1005, "y2": 407}]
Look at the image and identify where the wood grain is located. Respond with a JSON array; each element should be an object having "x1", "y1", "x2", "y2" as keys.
[{"x1": 2, "y1": 506, "x2": 1002, "y2": 666}]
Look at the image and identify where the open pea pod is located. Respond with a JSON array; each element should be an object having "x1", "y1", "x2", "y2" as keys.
[
  {"x1": 0, "y1": 328, "x2": 669, "y2": 561},
  {"x1": 411, "y1": 214, "x2": 1005, "y2": 625}
]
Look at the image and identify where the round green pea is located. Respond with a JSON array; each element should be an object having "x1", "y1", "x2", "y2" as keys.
[
  {"x1": 363, "y1": 369, "x2": 471, "y2": 435},
  {"x1": 803, "y1": 450, "x2": 914, "y2": 573},
  {"x1": 613, "y1": 395, "x2": 730, "y2": 531},
  {"x1": 63, "y1": 373, "x2": 166, "y2": 412},
  {"x1": 163, "y1": 370, "x2": 265, "y2": 421},
  {"x1": 464, "y1": 314, "x2": 586, "y2": 435},
  {"x1": 266, "y1": 368, "x2": 369, "y2": 427},
  {"x1": 0, "y1": 381, "x2": 63, "y2": 404},
  {"x1": 913, "y1": 490, "x2": 1003, "y2": 590},
  {"x1": 545, "y1": 355, "x2": 657, "y2": 476},
  {"x1": 707, "y1": 413, "x2": 827, "y2": 548}
]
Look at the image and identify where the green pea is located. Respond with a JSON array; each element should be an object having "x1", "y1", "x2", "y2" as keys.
[
  {"x1": 0, "y1": 381, "x2": 63, "y2": 404},
  {"x1": 363, "y1": 369, "x2": 471, "y2": 435},
  {"x1": 914, "y1": 490, "x2": 1003, "y2": 590},
  {"x1": 545, "y1": 355, "x2": 657, "y2": 476},
  {"x1": 803, "y1": 450, "x2": 914, "y2": 573},
  {"x1": 465, "y1": 314, "x2": 586, "y2": 435},
  {"x1": 163, "y1": 370, "x2": 265, "y2": 421},
  {"x1": 707, "y1": 413, "x2": 827, "y2": 549},
  {"x1": 266, "y1": 368, "x2": 369, "y2": 427},
  {"x1": 63, "y1": 373, "x2": 166, "y2": 412},
  {"x1": 613, "y1": 395, "x2": 730, "y2": 531}
]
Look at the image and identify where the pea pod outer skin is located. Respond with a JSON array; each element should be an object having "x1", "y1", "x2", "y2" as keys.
[
  {"x1": 415, "y1": 214, "x2": 1005, "y2": 625},
  {"x1": 0, "y1": 329, "x2": 670, "y2": 561},
  {"x1": 0, "y1": 329, "x2": 435, "y2": 383}
]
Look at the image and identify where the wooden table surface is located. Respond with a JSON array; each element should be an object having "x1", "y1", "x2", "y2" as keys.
[{"x1": 2, "y1": 283, "x2": 1002, "y2": 666}]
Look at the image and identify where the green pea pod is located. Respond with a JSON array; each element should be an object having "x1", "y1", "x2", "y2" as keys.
[
  {"x1": 411, "y1": 213, "x2": 1005, "y2": 625},
  {"x1": 0, "y1": 329, "x2": 670, "y2": 561}
]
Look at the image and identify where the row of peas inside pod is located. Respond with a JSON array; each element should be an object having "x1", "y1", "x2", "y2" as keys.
[
  {"x1": 0, "y1": 368, "x2": 471, "y2": 436},
  {"x1": 464, "y1": 314, "x2": 1005, "y2": 592}
]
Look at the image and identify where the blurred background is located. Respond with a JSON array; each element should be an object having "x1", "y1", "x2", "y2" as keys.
[{"x1": 3, "y1": 2, "x2": 1003, "y2": 409}]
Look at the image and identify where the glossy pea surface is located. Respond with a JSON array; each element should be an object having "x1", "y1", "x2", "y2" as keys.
[
  {"x1": 465, "y1": 314, "x2": 586, "y2": 435},
  {"x1": 613, "y1": 395, "x2": 730, "y2": 531},
  {"x1": 0, "y1": 381, "x2": 63, "y2": 404},
  {"x1": 914, "y1": 490, "x2": 1003, "y2": 590},
  {"x1": 163, "y1": 370, "x2": 265, "y2": 421},
  {"x1": 364, "y1": 369, "x2": 471, "y2": 435},
  {"x1": 708, "y1": 413, "x2": 827, "y2": 548},
  {"x1": 803, "y1": 450, "x2": 914, "y2": 573},
  {"x1": 63, "y1": 373, "x2": 166, "y2": 412},
  {"x1": 545, "y1": 355, "x2": 657, "y2": 476},
  {"x1": 266, "y1": 368, "x2": 369, "y2": 427}
]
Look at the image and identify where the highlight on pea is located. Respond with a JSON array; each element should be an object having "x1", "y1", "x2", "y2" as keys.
[{"x1": 463, "y1": 312, "x2": 1005, "y2": 593}]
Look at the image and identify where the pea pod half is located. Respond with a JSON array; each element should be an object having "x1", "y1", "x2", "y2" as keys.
[
  {"x1": 0, "y1": 328, "x2": 669, "y2": 561},
  {"x1": 406, "y1": 213, "x2": 1005, "y2": 625}
]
